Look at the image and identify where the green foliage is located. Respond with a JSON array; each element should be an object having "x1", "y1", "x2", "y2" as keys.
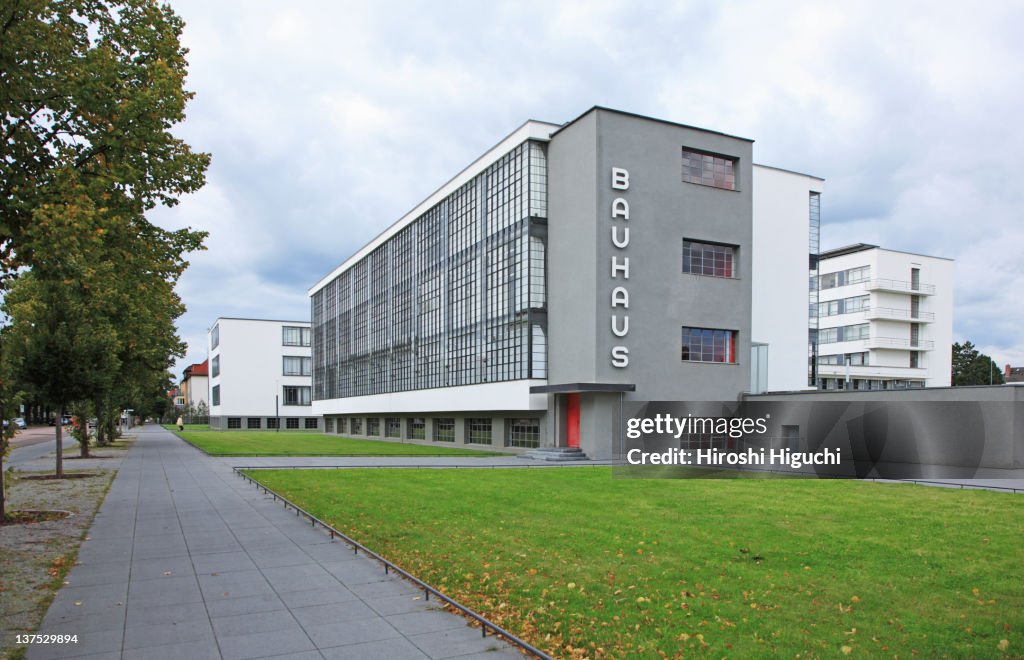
[
  {"x1": 0, "y1": 0, "x2": 210, "y2": 472},
  {"x1": 0, "y1": 0, "x2": 210, "y2": 281},
  {"x1": 249, "y1": 468, "x2": 1024, "y2": 657},
  {"x1": 952, "y1": 341, "x2": 1004, "y2": 386}
]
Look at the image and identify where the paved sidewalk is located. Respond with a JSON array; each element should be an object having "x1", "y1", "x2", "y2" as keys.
[{"x1": 29, "y1": 425, "x2": 521, "y2": 659}]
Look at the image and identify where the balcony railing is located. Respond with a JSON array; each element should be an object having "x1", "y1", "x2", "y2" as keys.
[
  {"x1": 864, "y1": 278, "x2": 936, "y2": 295},
  {"x1": 817, "y1": 363, "x2": 927, "y2": 377},
  {"x1": 866, "y1": 336, "x2": 935, "y2": 350},
  {"x1": 864, "y1": 307, "x2": 936, "y2": 322}
]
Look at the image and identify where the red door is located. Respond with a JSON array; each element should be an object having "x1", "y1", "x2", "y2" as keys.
[{"x1": 566, "y1": 393, "x2": 580, "y2": 449}]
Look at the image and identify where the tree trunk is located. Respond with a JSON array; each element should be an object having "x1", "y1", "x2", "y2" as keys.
[
  {"x1": 55, "y1": 415, "x2": 63, "y2": 478},
  {"x1": 1, "y1": 451, "x2": 6, "y2": 520}
]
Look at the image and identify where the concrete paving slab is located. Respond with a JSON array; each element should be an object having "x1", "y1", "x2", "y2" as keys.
[{"x1": 27, "y1": 424, "x2": 524, "y2": 659}]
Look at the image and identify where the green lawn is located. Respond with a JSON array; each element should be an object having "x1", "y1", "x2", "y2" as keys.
[
  {"x1": 246, "y1": 467, "x2": 1023, "y2": 657},
  {"x1": 176, "y1": 430, "x2": 502, "y2": 456}
]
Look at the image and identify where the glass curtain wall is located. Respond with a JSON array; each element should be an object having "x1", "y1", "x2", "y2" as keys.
[{"x1": 312, "y1": 141, "x2": 548, "y2": 400}]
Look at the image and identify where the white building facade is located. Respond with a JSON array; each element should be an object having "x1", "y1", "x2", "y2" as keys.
[
  {"x1": 750, "y1": 164, "x2": 824, "y2": 393},
  {"x1": 207, "y1": 317, "x2": 318, "y2": 430},
  {"x1": 814, "y1": 245, "x2": 953, "y2": 390}
]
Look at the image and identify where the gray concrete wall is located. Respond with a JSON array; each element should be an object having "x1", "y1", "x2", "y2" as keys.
[
  {"x1": 547, "y1": 109, "x2": 754, "y2": 458},
  {"x1": 744, "y1": 385, "x2": 1024, "y2": 470},
  {"x1": 547, "y1": 111, "x2": 600, "y2": 385},
  {"x1": 547, "y1": 109, "x2": 753, "y2": 403}
]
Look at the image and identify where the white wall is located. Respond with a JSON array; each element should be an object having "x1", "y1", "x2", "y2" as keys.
[
  {"x1": 817, "y1": 247, "x2": 953, "y2": 386},
  {"x1": 208, "y1": 318, "x2": 312, "y2": 417},
  {"x1": 312, "y1": 380, "x2": 548, "y2": 416},
  {"x1": 751, "y1": 165, "x2": 823, "y2": 392},
  {"x1": 186, "y1": 375, "x2": 209, "y2": 409}
]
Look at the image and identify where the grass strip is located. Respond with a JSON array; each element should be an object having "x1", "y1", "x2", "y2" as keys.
[{"x1": 246, "y1": 467, "x2": 1023, "y2": 658}]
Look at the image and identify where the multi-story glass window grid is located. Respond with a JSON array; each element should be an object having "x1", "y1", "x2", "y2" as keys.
[
  {"x1": 818, "y1": 295, "x2": 870, "y2": 317},
  {"x1": 681, "y1": 148, "x2": 736, "y2": 190},
  {"x1": 211, "y1": 385, "x2": 220, "y2": 406},
  {"x1": 505, "y1": 418, "x2": 540, "y2": 448},
  {"x1": 211, "y1": 355, "x2": 220, "y2": 378},
  {"x1": 818, "y1": 352, "x2": 868, "y2": 366},
  {"x1": 351, "y1": 417, "x2": 362, "y2": 434},
  {"x1": 247, "y1": 418, "x2": 260, "y2": 429},
  {"x1": 283, "y1": 385, "x2": 311, "y2": 406},
  {"x1": 210, "y1": 324, "x2": 219, "y2": 349},
  {"x1": 818, "y1": 324, "x2": 870, "y2": 344},
  {"x1": 286, "y1": 418, "x2": 299, "y2": 429},
  {"x1": 266, "y1": 417, "x2": 279, "y2": 429},
  {"x1": 681, "y1": 328, "x2": 737, "y2": 363},
  {"x1": 407, "y1": 418, "x2": 425, "y2": 440},
  {"x1": 366, "y1": 417, "x2": 380, "y2": 436},
  {"x1": 467, "y1": 418, "x2": 492, "y2": 444},
  {"x1": 434, "y1": 418, "x2": 455, "y2": 442},
  {"x1": 683, "y1": 240, "x2": 736, "y2": 278},
  {"x1": 385, "y1": 418, "x2": 401, "y2": 438},
  {"x1": 808, "y1": 192, "x2": 820, "y2": 386},
  {"x1": 227, "y1": 417, "x2": 241, "y2": 429},
  {"x1": 312, "y1": 141, "x2": 548, "y2": 400},
  {"x1": 819, "y1": 266, "x2": 871, "y2": 290},
  {"x1": 283, "y1": 356, "x2": 311, "y2": 376},
  {"x1": 283, "y1": 326, "x2": 311, "y2": 346}
]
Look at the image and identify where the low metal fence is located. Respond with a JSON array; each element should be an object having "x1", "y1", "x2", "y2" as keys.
[{"x1": 234, "y1": 467, "x2": 553, "y2": 660}]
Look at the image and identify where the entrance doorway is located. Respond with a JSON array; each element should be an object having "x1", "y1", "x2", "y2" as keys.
[{"x1": 566, "y1": 393, "x2": 580, "y2": 449}]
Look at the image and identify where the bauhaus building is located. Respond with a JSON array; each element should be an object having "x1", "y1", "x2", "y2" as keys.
[{"x1": 308, "y1": 107, "x2": 949, "y2": 459}]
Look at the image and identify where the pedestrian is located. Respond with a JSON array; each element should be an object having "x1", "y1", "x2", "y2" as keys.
[{"x1": 176, "y1": 415, "x2": 184, "y2": 432}]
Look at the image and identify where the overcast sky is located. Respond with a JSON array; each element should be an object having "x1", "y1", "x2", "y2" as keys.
[{"x1": 151, "y1": 0, "x2": 1024, "y2": 378}]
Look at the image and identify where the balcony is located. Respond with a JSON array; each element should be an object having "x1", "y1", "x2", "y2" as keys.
[
  {"x1": 864, "y1": 307, "x2": 936, "y2": 322},
  {"x1": 864, "y1": 278, "x2": 935, "y2": 295},
  {"x1": 865, "y1": 336, "x2": 935, "y2": 350},
  {"x1": 817, "y1": 363, "x2": 928, "y2": 378}
]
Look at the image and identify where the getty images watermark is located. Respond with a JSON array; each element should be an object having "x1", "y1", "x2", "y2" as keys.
[{"x1": 622, "y1": 413, "x2": 841, "y2": 470}]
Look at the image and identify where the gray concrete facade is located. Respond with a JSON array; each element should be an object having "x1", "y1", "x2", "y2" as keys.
[
  {"x1": 312, "y1": 108, "x2": 756, "y2": 462},
  {"x1": 745, "y1": 384, "x2": 1024, "y2": 470},
  {"x1": 546, "y1": 108, "x2": 754, "y2": 459}
]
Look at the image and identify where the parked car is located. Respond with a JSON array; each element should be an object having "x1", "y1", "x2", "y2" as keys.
[
  {"x1": 13, "y1": 418, "x2": 27, "y2": 429},
  {"x1": 48, "y1": 415, "x2": 73, "y2": 426}
]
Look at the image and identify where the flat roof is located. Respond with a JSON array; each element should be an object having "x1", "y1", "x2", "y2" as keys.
[
  {"x1": 212, "y1": 317, "x2": 310, "y2": 326},
  {"x1": 819, "y1": 243, "x2": 954, "y2": 262},
  {"x1": 530, "y1": 382, "x2": 637, "y2": 394},
  {"x1": 752, "y1": 162, "x2": 825, "y2": 182},
  {"x1": 308, "y1": 119, "x2": 560, "y2": 295},
  {"x1": 551, "y1": 106, "x2": 755, "y2": 143}
]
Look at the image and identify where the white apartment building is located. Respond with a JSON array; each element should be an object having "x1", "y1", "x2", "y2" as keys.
[
  {"x1": 207, "y1": 317, "x2": 318, "y2": 430},
  {"x1": 814, "y1": 244, "x2": 953, "y2": 390}
]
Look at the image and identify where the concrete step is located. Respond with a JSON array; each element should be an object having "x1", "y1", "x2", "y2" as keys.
[{"x1": 520, "y1": 447, "x2": 590, "y2": 462}]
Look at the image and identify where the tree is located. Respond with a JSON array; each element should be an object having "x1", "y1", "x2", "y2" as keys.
[
  {"x1": 0, "y1": 0, "x2": 209, "y2": 475},
  {"x1": 1, "y1": 0, "x2": 210, "y2": 283},
  {"x1": 952, "y1": 341, "x2": 1005, "y2": 386}
]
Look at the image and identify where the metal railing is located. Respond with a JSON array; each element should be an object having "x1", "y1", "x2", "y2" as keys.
[
  {"x1": 234, "y1": 468, "x2": 553, "y2": 660},
  {"x1": 864, "y1": 278, "x2": 936, "y2": 294},
  {"x1": 865, "y1": 307, "x2": 936, "y2": 321},
  {"x1": 868, "y1": 336, "x2": 935, "y2": 349}
]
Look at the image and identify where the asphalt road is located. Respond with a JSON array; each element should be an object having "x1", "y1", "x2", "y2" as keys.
[{"x1": 7, "y1": 426, "x2": 67, "y2": 469}]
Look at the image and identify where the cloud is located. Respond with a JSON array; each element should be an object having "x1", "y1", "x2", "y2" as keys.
[{"x1": 157, "y1": 0, "x2": 1024, "y2": 376}]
